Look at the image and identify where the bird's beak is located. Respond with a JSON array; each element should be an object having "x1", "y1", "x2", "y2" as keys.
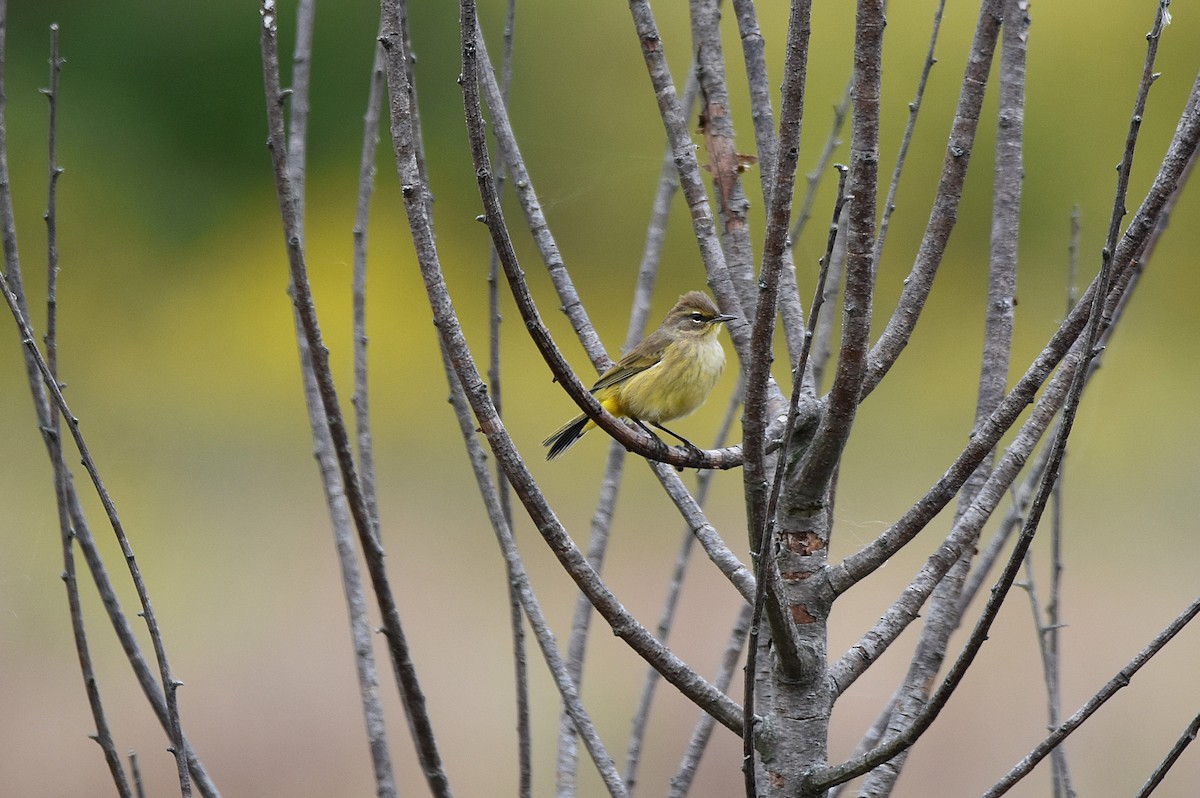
[{"x1": 714, "y1": 314, "x2": 737, "y2": 324}]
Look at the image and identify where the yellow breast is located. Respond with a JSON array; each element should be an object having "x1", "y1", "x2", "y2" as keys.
[{"x1": 612, "y1": 333, "x2": 725, "y2": 423}]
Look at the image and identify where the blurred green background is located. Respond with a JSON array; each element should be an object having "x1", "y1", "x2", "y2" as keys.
[{"x1": 2, "y1": 1, "x2": 1199, "y2": 795}]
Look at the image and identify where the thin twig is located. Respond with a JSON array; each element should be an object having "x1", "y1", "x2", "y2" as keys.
[
  {"x1": 347, "y1": 36, "x2": 398, "y2": 798},
  {"x1": 789, "y1": 79, "x2": 850, "y2": 249},
  {"x1": 984, "y1": 597, "x2": 1200, "y2": 797},
  {"x1": 4, "y1": 38, "x2": 195, "y2": 776},
  {"x1": 353, "y1": 39, "x2": 385, "y2": 546},
  {"x1": 437, "y1": 343, "x2": 628, "y2": 797},
  {"x1": 0, "y1": 15, "x2": 214, "y2": 791},
  {"x1": 1134, "y1": 709, "x2": 1200, "y2": 798},
  {"x1": 285, "y1": 0, "x2": 314, "y2": 231},
  {"x1": 556, "y1": 442, "x2": 625, "y2": 797},
  {"x1": 473, "y1": 26, "x2": 743, "y2": 472},
  {"x1": 473, "y1": 25, "x2": 607, "y2": 368},
  {"x1": 625, "y1": 392, "x2": 740, "y2": 795},
  {"x1": 1044, "y1": 194, "x2": 1081, "y2": 798},
  {"x1": 727, "y1": 0, "x2": 809, "y2": 366},
  {"x1": 669, "y1": 602, "x2": 753, "y2": 798},
  {"x1": 809, "y1": 202, "x2": 847, "y2": 390},
  {"x1": 453, "y1": 0, "x2": 746, "y2": 733},
  {"x1": 42, "y1": 23, "x2": 62, "y2": 381},
  {"x1": 626, "y1": 0, "x2": 753, "y2": 364},
  {"x1": 0, "y1": 275, "x2": 191, "y2": 795},
  {"x1": 863, "y1": 0, "x2": 1004, "y2": 397},
  {"x1": 40, "y1": 25, "x2": 132, "y2": 797},
  {"x1": 261, "y1": 5, "x2": 453, "y2": 795},
  {"x1": 474, "y1": 8, "x2": 530, "y2": 795},
  {"x1": 810, "y1": 243, "x2": 1111, "y2": 791},
  {"x1": 870, "y1": 0, "x2": 947, "y2": 273},
  {"x1": 857, "y1": 2, "x2": 1025, "y2": 789},
  {"x1": 1018, "y1": 548, "x2": 1073, "y2": 798},
  {"x1": 281, "y1": 5, "x2": 397, "y2": 796},
  {"x1": 131, "y1": 752, "x2": 145, "y2": 798}
]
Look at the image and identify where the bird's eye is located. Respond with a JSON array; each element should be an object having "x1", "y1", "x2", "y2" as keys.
[{"x1": 689, "y1": 313, "x2": 706, "y2": 323}]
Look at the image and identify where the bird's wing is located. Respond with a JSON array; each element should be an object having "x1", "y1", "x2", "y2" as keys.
[{"x1": 589, "y1": 329, "x2": 671, "y2": 392}]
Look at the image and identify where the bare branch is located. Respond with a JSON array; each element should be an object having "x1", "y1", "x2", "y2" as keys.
[
  {"x1": 284, "y1": 0, "x2": 314, "y2": 230},
  {"x1": 863, "y1": 0, "x2": 1004, "y2": 397},
  {"x1": 830, "y1": 343, "x2": 1074, "y2": 695},
  {"x1": 984, "y1": 596, "x2": 1200, "y2": 797},
  {"x1": 871, "y1": 0, "x2": 948, "y2": 272},
  {"x1": 447, "y1": 0, "x2": 747, "y2": 734},
  {"x1": 626, "y1": 0, "x2": 752, "y2": 361},
  {"x1": 262, "y1": 5, "x2": 452, "y2": 794},
  {"x1": 347, "y1": 37, "x2": 398, "y2": 798},
  {"x1": 812, "y1": 281, "x2": 1106, "y2": 791},
  {"x1": 1019, "y1": 548, "x2": 1074, "y2": 798},
  {"x1": 741, "y1": 0, "x2": 812, "y2": 557},
  {"x1": 625, "y1": 394, "x2": 741, "y2": 793},
  {"x1": 0, "y1": 269, "x2": 191, "y2": 795},
  {"x1": 1135, "y1": 710, "x2": 1200, "y2": 798},
  {"x1": 817, "y1": 43, "x2": 1191, "y2": 788},
  {"x1": 437, "y1": 342, "x2": 628, "y2": 798},
  {"x1": 857, "y1": 2, "x2": 1026, "y2": 788},
  {"x1": 669, "y1": 602, "x2": 753, "y2": 798},
  {"x1": 474, "y1": 9, "x2": 530, "y2": 794},
  {"x1": 784, "y1": 0, "x2": 879, "y2": 518},
  {"x1": 556, "y1": 442, "x2": 626, "y2": 796},
  {"x1": 728, "y1": 0, "x2": 810, "y2": 365},
  {"x1": 353, "y1": 40, "x2": 385, "y2": 555},
  {"x1": 691, "y1": 0, "x2": 757, "y2": 316},
  {"x1": 809, "y1": 202, "x2": 847, "y2": 390},
  {"x1": 40, "y1": 24, "x2": 132, "y2": 796},
  {"x1": 789, "y1": 80, "x2": 850, "y2": 249},
  {"x1": 130, "y1": 753, "x2": 144, "y2": 798},
  {"x1": 474, "y1": 25, "x2": 608, "y2": 368},
  {"x1": 1042, "y1": 198, "x2": 1081, "y2": 798}
]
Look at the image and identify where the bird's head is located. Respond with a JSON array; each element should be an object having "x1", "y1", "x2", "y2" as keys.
[{"x1": 666, "y1": 291, "x2": 736, "y2": 338}]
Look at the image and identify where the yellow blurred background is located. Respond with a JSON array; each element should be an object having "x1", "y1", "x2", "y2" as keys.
[{"x1": 2, "y1": 0, "x2": 1199, "y2": 795}]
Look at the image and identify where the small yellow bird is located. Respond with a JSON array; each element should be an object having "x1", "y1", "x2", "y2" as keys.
[{"x1": 543, "y1": 291, "x2": 735, "y2": 459}]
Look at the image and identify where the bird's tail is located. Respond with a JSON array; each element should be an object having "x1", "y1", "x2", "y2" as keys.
[{"x1": 543, "y1": 414, "x2": 594, "y2": 459}]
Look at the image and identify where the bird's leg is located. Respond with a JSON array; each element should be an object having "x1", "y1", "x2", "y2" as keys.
[
  {"x1": 649, "y1": 421, "x2": 704, "y2": 457},
  {"x1": 631, "y1": 419, "x2": 672, "y2": 458}
]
